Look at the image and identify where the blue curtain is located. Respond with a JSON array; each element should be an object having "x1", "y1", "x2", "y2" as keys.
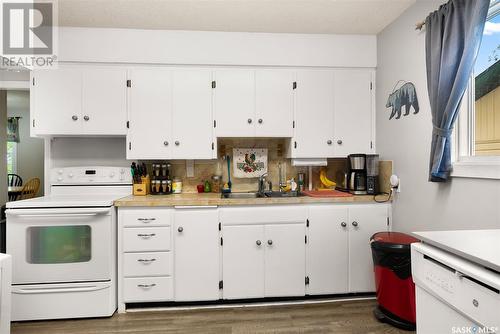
[{"x1": 426, "y1": 0, "x2": 490, "y2": 182}]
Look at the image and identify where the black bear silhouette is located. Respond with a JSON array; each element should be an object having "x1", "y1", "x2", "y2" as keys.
[{"x1": 386, "y1": 82, "x2": 420, "y2": 120}]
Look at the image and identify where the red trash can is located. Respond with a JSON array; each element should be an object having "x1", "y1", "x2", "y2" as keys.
[{"x1": 370, "y1": 232, "x2": 420, "y2": 331}]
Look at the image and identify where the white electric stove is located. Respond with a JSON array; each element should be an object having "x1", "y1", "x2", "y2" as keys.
[{"x1": 6, "y1": 166, "x2": 132, "y2": 321}]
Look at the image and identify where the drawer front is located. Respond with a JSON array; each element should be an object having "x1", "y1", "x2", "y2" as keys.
[
  {"x1": 123, "y1": 277, "x2": 173, "y2": 302},
  {"x1": 123, "y1": 227, "x2": 171, "y2": 252},
  {"x1": 123, "y1": 252, "x2": 172, "y2": 277},
  {"x1": 121, "y1": 209, "x2": 172, "y2": 227}
]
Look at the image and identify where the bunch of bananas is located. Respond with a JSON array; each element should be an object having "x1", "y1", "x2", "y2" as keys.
[{"x1": 319, "y1": 168, "x2": 336, "y2": 189}]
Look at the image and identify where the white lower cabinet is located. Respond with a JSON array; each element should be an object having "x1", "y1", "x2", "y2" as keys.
[
  {"x1": 118, "y1": 203, "x2": 389, "y2": 311},
  {"x1": 348, "y1": 204, "x2": 389, "y2": 292},
  {"x1": 174, "y1": 207, "x2": 220, "y2": 301},
  {"x1": 306, "y1": 204, "x2": 390, "y2": 295},
  {"x1": 307, "y1": 206, "x2": 349, "y2": 295},
  {"x1": 220, "y1": 205, "x2": 307, "y2": 299}
]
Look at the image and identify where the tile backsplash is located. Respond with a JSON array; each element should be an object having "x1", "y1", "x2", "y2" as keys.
[{"x1": 146, "y1": 138, "x2": 392, "y2": 194}]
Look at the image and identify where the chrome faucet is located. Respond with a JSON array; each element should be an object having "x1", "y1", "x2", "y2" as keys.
[{"x1": 258, "y1": 172, "x2": 268, "y2": 195}]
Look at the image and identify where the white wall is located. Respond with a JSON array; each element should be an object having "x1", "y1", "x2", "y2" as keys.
[
  {"x1": 58, "y1": 27, "x2": 376, "y2": 68},
  {"x1": 7, "y1": 91, "x2": 44, "y2": 196},
  {"x1": 376, "y1": 0, "x2": 500, "y2": 233},
  {"x1": 0, "y1": 91, "x2": 6, "y2": 206}
]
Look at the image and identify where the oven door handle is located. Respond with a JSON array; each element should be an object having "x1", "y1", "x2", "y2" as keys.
[
  {"x1": 12, "y1": 284, "x2": 110, "y2": 294},
  {"x1": 7, "y1": 208, "x2": 111, "y2": 217}
]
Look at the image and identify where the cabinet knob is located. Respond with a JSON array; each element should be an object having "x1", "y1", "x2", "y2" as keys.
[
  {"x1": 178, "y1": 226, "x2": 183, "y2": 233},
  {"x1": 352, "y1": 221, "x2": 359, "y2": 227},
  {"x1": 72, "y1": 115, "x2": 78, "y2": 121},
  {"x1": 83, "y1": 115, "x2": 90, "y2": 121},
  {"x1": 258, "y1": 119, "x2": 263, "y2": 124},
  {"x1": 256, "y1": 240, "x2": 261, "y2": 246},
  {"x1": 175, "y1": 141, "x2": 180, "y2": 146},
  {"x1": 247, "y1": 118, "x2": 253, "y2": 124},
  {"x1": 341, "y1": 222, "x2": 347, "y2": 227},
  {"x1": 327, "y1": 140, "x2": 332, "y2": 145},
  {"x1": 267, "y1": 239, "x2": 273, "y2": 245},
  {"x1": 337, "y1": 139, "x2": 343, "y2": 145},
  {"x1": 163, "y1": 141, "x2": 169, "y2": 146}
]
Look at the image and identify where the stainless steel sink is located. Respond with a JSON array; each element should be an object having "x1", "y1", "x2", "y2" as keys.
[
  {"x1": 221, "y1": 192, "x2": 263, "y2": 199},
  {"x1": 263, "y1": 191, "x2": 304, "y2": 198}
]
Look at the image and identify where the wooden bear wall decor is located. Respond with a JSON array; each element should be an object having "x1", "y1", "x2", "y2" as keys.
[{"x1": 386, "y1": 81, "x2": 420, "y2": 120}]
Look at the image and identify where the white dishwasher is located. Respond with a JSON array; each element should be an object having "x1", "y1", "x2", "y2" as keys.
[{"x1": 411, "y1": 243, "x2": 500, "y2": 334}]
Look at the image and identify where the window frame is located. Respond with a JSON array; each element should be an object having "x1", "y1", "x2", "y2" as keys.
[{"x1": 452, "y1": 1, "x2": 500, "y2": 180}]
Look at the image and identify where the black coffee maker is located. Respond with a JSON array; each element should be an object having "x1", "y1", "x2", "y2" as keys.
[{"x1": 348, "y1": 154, "x2": 367, "y2": 195}]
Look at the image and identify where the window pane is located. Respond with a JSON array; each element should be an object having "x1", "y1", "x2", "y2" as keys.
[
  {"x1": 27, "y1": 226, "x2": 92, "y2": 264},
  {"x1": 474, "y1": 11, "x2": 500, "y2": 156}
]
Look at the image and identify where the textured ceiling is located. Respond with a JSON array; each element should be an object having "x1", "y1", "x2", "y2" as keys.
[{"x1": 58, "y1": 0, "x2": 416, "y2": 34}]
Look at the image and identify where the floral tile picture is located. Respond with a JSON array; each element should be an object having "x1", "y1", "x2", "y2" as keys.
[{"x1": 233, "y1": 148, "x2": 268, "y2": 178}]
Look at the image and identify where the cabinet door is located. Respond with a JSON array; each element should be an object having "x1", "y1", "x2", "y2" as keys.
[
  {"x1": 222, "y1": 225, "x2": 265, "y2": 299},
  {"x1": 82, "y1": 68, "x2": 127, "y2": 135},
  {"x1": 264, "y1": 224, "x2": 306, "y2": 297},
  {"x1": 293, "y1": 70, "x2": 335, "y2": 158},
  {"x1": 174, "y1": 208, "x2": 220, "y2": 301},
  {"x1": 127, "y1": 68, "x2": 172, "y2": 159},
  {"x1": 32, "y1": 68, "x2": 83, "y2": 135},
  {"x1": 172, "y1": 69, "x2": 214, "y2": 159},
  {"x1": 348, "y1": 205, "x2": 389, "y2": 293},
  {"x1": 214, "y1": 70, "x2": 255, "y2": 137},
  {"x1": 307, "y1": 206, "x2": 349, "y2": 295},
  {"x1": 255, "y1": 70, "x2": 294, "y2": 137},
  {"x1": 334, "y1": 70, "x2": 374, "y2": 155}
]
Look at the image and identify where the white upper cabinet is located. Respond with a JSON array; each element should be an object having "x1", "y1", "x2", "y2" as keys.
[
  {"x1": 31, "y1": 67, "x2": 127, "y2": 136},
  {"x1": 255, "y1": 70, "x2": 294, "y2": 137},
  {"x1": 127, "y1": 68, "x2": 215, "y2": 160},
  {"x1": 333, "y1": 69, "x2": 374, "y2": 155},
  {"x1": 171, "y1": 69, "x2": 215, "y2": 159},
  {"x1": 127, "y1": 68, "x2": 172, "y2": 160},
  {"x1": 82, "y1": 68, "x2": 127, "y2": 135},
  {"x1": 214, "y1": 70, "x2": 255, "y2": 137},
  {"x1": 31, "y1": 68, "x2": 83, "y2": 135},
  {"x1": 293, "y1": 70, "x2": 335, "y2": 158}
]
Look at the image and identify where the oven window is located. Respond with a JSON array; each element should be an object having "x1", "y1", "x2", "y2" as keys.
[{"x1": 27, "y1": 226, "x2": 91, "y2": 264}]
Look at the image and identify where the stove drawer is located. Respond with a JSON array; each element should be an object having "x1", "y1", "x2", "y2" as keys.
[
  {"x1": 123, "y1": 252, "x2": 172, "y2": 277},
  {"x1": 123, "y1": 227, "x2": 171, "y2": 252},
  {"x1": 123, "y1": 277, "x2": 173, "y2": 302},
  {"x1": 121, "y1": 209, "x2": 172, "y2": 227}
]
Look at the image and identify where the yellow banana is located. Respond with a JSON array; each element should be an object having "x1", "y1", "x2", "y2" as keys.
[{"x1": 320, "y1": 169, "x2": 336, "y2": 188}]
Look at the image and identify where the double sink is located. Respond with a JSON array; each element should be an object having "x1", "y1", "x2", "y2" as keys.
[{"x1": 221, "y1": 191, "x2": 304, "y2": 199}]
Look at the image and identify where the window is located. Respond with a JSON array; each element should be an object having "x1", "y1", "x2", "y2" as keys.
[
  {"x1": 454, "y1": 0, "x2": 500, "y2": 179},
  {"x1": 6, "y1": 141, "x2": 17, "y2": 174}
]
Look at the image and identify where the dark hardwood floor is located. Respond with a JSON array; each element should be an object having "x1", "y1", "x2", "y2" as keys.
[{"x1": 12, "y1": 299, "x2": 412, "y2": 334}]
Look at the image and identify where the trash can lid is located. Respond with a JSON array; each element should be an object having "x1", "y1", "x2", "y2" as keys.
[
  {"x1": 371, "y1": 232, "x2": 420, "y2": 245},
  {"x1": 370, "y1": 232, "x2": 420, "y2": 251}
]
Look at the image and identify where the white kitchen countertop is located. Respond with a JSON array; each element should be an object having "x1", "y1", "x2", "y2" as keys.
[{"x1": 412, "y1": 229, "x2": 500, "y2": 273}]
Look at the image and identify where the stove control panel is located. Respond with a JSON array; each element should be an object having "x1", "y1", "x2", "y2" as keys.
[{"x1": 51, "y1": 166, "x2": 132, "y2": 184}]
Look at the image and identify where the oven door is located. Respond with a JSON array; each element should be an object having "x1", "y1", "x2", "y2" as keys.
[{"x1": 6, "y1": 207, "x2": 114, "y2": 284}]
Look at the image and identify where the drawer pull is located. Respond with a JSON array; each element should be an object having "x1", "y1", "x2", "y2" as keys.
[
  {"x1": 137, "y1": 233, "x2": 156, "y2": 238},
  {"x1": 137, "y1": 283, "x2": 156, "y2": 289},
  {"x1": 137, "y1": 218, "x2": 156, "y2": 222},
  {"x1": 472, "y1": 299, "x2": 479, "y2": 307},
  {"x1": 137, "y1": 258, "x2": 156, "y2": 263}
]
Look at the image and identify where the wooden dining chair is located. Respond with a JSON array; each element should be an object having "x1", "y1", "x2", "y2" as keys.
[
  {"x1": 18, "y1": 178, "x2": 40, "y2": 200},
  {"x1": 7, "y1": 174, "x2": 22, "y2": 187}
]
